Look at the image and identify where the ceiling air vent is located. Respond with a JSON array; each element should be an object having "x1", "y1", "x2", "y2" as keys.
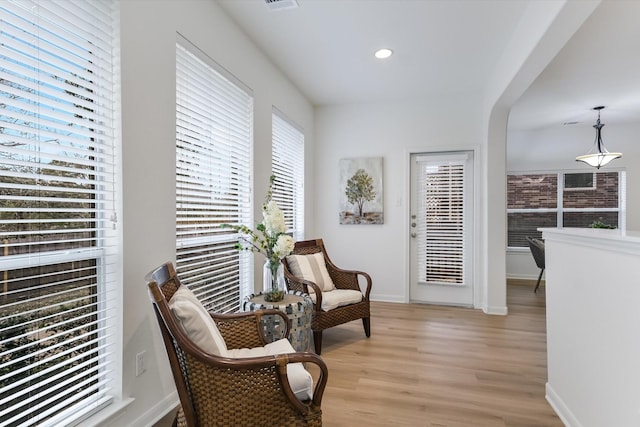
[{"x1": 265, "y1": 0, "x2": 299, "y2": 11}]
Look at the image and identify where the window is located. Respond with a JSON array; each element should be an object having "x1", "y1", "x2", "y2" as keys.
[
  {"x1": 507, "y1": 171, "x2": 625, "y2": 247},
  {"x1": 176, "y1": 38, "x2": 253, "y2": 313},
  {"x1": 564, "y1": 172, "x2": 594, "y2": 190},
  {"x1": 416, "y1": 153, "x2": 472, "y2": 285},
  {"x1": 271, "y1": 109, "x2": 304, "y2": 241},
  {"x1": 0, "y1": 1, "x2": 120, "y2": 426}
]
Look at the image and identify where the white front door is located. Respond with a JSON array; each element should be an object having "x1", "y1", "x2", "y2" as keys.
[{"x1": 409, "y1": 151, "x2": 474, "y2": 306}]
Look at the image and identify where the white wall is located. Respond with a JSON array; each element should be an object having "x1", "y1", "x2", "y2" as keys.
[
  {"x1": 543, "y1": 228, "x2": 640, "y2": 427},
  {"x1": 107, "y1": 1, "x2": 315, "y2": 425},
  {"x1": 314, "y1": 98, "x2": 483, "y2": 304},
  {"x1": 506, "y1": 122, "x2": 640, "y2": 279}
]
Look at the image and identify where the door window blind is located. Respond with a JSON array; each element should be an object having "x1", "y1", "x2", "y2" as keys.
[
  {"x1": 416, "y1": 154, "x2": 467, "y2": 285},
  {"x1": 271, "y1": 110, "x2": 304, "y2": 241},
  {"x1": 0, "y1": 1, "x2": 119, "y2": 426},
  {"x1": 176, "y1": 40, "x2": 253, "y2": 313}
]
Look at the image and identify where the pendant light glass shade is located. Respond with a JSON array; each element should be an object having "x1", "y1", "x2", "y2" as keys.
[{"x1": 575, "y1": 106, "x2": 622, "y2": 169}]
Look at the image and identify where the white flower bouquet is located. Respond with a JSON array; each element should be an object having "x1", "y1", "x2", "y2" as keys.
[{"x1": 221, "y1": 176, "x2": 295, "y2": 301}]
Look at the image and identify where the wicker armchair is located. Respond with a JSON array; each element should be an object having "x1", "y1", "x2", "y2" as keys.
[
  {"x1": 283, "y1": 239, "x2": 372, "y2": 355},
  {"x1": 146, "y1": 261, "x2": 328, "y2": 427}
]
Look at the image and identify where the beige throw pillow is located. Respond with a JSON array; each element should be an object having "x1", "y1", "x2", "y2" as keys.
[
  {"x1": 286, "y1": 252, "x2": 335, "y2": 293},
  {"x1": 168, "y1": 286, "x2": 228, "y2": 356}
]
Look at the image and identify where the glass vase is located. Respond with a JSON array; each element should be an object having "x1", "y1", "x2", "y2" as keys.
[{"x1": 263, "y1": 259, "x2": 286, "y2": 302}]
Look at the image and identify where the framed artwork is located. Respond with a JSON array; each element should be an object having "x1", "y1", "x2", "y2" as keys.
[{"x1": 338, "y1": 157, "x2": 383, "y2": 224}]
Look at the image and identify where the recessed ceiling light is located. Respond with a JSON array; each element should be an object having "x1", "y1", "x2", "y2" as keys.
[{"x1": 374, "y1": 48, "x2": 393, "y2": 59}]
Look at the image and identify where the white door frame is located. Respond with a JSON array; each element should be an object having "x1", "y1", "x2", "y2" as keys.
[{"x1": 403, "y1": 146, "x2": 481, "y2": 308}]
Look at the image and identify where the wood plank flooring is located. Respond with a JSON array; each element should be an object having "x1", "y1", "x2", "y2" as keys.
[{"x1": 306, "y1": 282, "x2": 562, "y2": 427}]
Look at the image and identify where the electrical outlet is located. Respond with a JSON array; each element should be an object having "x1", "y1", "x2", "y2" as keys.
[{"x1": 135, "y1": 350, "x2": 146, "y2": 377}]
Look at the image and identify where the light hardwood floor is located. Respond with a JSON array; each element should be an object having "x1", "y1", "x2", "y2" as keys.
[
  {"x1": 306, "y1": 282, "x2": 561, "y2": 427},
  {"x1": 155, "y1": 282, "x2": 560, "y2": 427}
]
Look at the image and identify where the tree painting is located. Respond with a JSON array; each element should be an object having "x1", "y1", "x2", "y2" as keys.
[
  {"x1": 339, "y1": 157, "x2": 383, "y2": 224},
  {"x1": 345, "y1": 169, "x2": 376, "y2": 218}
]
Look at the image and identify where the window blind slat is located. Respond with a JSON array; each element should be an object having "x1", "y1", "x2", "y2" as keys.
[
  {"x1": 272, "y1": 110, "x2": 304, "y2": 241},
  {"x1": 176, "y1": 40, "x2": 253, "y2": 313},
  {"x1": 416, "y1": 158, "x2": 466, "y2": 285}
]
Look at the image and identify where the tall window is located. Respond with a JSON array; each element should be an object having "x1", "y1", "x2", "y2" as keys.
[
  {"x1": 176, "y1": 39, "x2": 253, "y2": 313},
  {"x1": 507, "y1": 171, "x2": 626, "y2": 247},
  {"x1": 0, "y1": 2, "x2": 120, "y2": 426},
  {"x1": 271, "y1": 110, "x2": 304, "y2": 241}
]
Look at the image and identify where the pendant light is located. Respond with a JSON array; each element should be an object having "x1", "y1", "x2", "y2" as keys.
[{"x1": 575, "y1": 106, "x2": 622, "y2": 169}]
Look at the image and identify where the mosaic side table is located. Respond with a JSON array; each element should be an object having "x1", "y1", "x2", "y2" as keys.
[{"x1": 243, "y1": 290, "x2": 313, "y2": 353}]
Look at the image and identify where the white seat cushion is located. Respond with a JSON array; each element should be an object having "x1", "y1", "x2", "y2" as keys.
[
  {"x1": 170, "y1": 287, "x2": 313, "y2": 401},
  {"x1": 168, "y1": 286, "x2": 228, "y2": 356},
  {"x1": 310, "y1": 289, "x2": 363, "y2": 311},
  {"x1": 226, "y1": 338, "x2": 313, "y2": 401},
  {"x1": 286, "y1": 252, "x2": 335, "y2": 293}
]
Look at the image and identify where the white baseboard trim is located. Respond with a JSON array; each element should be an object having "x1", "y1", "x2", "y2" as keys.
[
  {"x1": 370, "y1": 294, "x2": 405, "y2": 303},
  {"x1": 133, "y1": 391, "x2": 179, "y2": 427},
  {"x1": 546, "y1": 382, "x2": 582, "y2": 427},
  {"x1": 506, "y1": 274, "x2": 541, "y2": 281},
  {"x1": 482, "y1": 305, "x2": 508, "y2": 315}
]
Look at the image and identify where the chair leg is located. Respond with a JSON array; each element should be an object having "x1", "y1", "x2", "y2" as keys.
[
  {"x1": 362, "y1": 317, "x2": 371, "y2": 337},
  {"x1": 534, "y1": 268, "x2": 544, "y2": 293},
  {"x1": 313, "y1": 330, "x2": 323, "y2": 355}
]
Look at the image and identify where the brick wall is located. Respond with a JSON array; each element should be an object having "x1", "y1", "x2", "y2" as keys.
[{"x1": 507, "y1": 174, "x2": 557, "y2": 209}]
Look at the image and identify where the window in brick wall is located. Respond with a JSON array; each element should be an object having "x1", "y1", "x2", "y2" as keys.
[
  {"x1": 507, "y1": 171, "x2": 625, "y2": 248},
  {"x1": 564, "y1": 172, "x2": 595, "y2": 190}
]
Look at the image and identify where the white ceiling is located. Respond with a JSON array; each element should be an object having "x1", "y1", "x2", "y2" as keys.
[
  {"x1": 217, "y1": 0, "x2": 640, "y2": 130},
  {"x1": 509, "y1": 0, "x2": 640, "y2": 131}
]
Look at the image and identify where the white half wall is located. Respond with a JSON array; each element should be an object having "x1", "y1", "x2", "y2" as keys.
[{"x1": 543, "y1": 228, "x2": 640, "y2": 427}]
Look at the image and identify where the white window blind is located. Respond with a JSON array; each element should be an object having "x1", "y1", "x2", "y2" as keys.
[
  {"x1": 0, "y1": 1, "x2": 119, "y2": 426},
  {"x1": 416, "y1": 155, "x2": 467, "y2": 285},
  {"x1": 176, "y1": 40, "x2": 253, "y2": 313},
  {"x1": 271, "y1": 109, "x2": 304, "y2": 241}
]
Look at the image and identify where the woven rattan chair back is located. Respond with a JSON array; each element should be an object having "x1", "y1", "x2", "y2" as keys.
[
  {"x1": 283, "y1": 239, "x2": 372, "y2": 354},
  {"x1": 146, "y1": 262, "x2": 199, "y2": 426}
]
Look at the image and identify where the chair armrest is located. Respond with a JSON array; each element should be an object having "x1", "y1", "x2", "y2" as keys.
[
  {"x1": 326, "y1": 263, "x2": 372, "y2": 300},
  {"x1": 281, "y1": 351, "x2": 329, "y2": 409},
  {"x1": 283, "y1": 269, "x2": 326, "y2": 312},
  {"x1": 211, "y1": 310, "x2": 290, "y2": 349},
  {"x1": 284, "y1": 269, "x2": 323, "y2": 294},
  {"x1": 179, "y1": 341, "x2": 328, "y2": 417}
]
